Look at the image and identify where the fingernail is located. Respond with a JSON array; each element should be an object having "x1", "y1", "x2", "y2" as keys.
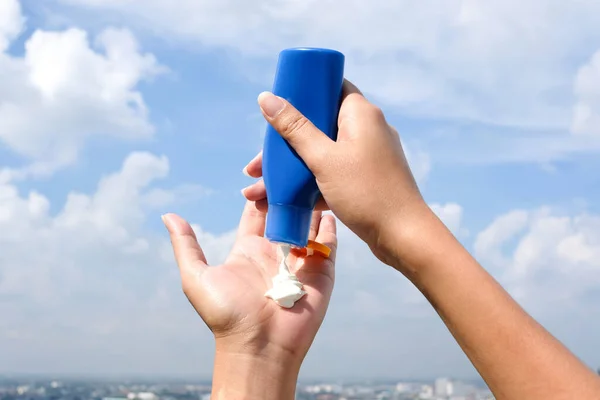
[
  {"x1": 161, "y1": 214, "x2": 170, "y2": 228},
  {"x1": 241, "y1": 184, "x2": 254, "y2": 196},
  {"x1": 258, "y1": 92, "x2": 285, "y2": 118},
  {"x1": 242, "y1": 166, "x2": 251, "y2": 177}
]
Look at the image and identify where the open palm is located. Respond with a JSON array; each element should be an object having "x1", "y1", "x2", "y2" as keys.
[{"x1": 162, "y1": 201, "x2": 337, "y2": 360}]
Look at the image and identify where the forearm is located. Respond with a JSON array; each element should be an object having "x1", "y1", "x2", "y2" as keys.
[
  {"x1": 210, "y1": 345, "x2": 300, "y2": 400},
  {"x1": 387, "y1": 208, "x2": 600, "y2": 399}
]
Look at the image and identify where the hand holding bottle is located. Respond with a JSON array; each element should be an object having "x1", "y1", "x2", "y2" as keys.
[{"x1": 244, "y1": 80, "x2": 431, "y2": 268}]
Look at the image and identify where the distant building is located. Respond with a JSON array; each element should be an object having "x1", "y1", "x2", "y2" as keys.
[
  {"x1": 16, "y1": 386, "x2": 29, "y2": 395},
  {"x1": 434, "y1": 378, "x2": 453, "y2": 397},
  {"x1": 128, "y1": 392, "x2": 158, "y2": 400},
  {"x1": 419, "y1": 384, "x2": 434, "y2": 399},
  {"x1": 395, "y1": 383, "x2": 410, "y2": 393}
]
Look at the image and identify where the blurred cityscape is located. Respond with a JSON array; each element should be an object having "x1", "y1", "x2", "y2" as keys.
[
  {"x1": 0, "y1": 377, "x2": 497, "y2": 400},
  {"x1": 2, "y1": 370, "x2": 600, "y2": 400}
]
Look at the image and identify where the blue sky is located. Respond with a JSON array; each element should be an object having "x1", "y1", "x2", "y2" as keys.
[{"x1": 1, "y1": 0, "x2": 600, "y2": 380}]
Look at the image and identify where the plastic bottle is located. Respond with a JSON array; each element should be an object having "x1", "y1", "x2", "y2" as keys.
[{"x1": 263, "y1": 47, "x2": 345, "y2": 247}]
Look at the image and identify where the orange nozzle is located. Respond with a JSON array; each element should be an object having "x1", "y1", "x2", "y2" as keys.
[{"x1": 292, "y1": 240, "x2": 331, "y2": 258}]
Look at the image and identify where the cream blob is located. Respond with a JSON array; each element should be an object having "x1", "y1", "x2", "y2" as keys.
[{"x1": 264, "y1": 244, "x2": 306, "y2": 308}]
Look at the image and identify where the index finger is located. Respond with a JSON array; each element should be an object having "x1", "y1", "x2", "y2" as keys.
[
  {"x1": 342, "y1": 79, "x2": 364, "y2": 98},
  {"x1": 338, "y1": 79, "x2": 370, "y2": 129},
  {"x1": 243, "y1": 151, "x2": 262, "y2": 178},
  {"x1": 236, "y1": 200, "x2": 267, "y2": 239}
]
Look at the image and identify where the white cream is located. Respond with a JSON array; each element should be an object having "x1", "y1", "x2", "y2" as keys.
[{"x1": 264, "y1": 244, "x2": 306, "y2": 308}]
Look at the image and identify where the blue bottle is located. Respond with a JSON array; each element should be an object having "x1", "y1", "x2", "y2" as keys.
[{"x1": 263, "y1": 48, "x2": 345, "y2": 247}]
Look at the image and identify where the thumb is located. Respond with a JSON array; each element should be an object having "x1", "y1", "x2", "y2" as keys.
[
  {"x1": 162, "y1": 213, "x2": 208, "y2": 287},
  {"x1": 258, "y1": 91, "x2": 334, "y2": 172}
]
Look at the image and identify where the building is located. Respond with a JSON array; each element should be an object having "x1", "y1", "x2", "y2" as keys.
[
  {"x1": 434, "y1": 378, "x2": 453, "y2": 397},
  {"x1": 419, "y1": 385, "x2": 434, "y2": 399},
  {"x1": 128, "y1": 392, "x2": 158, "y2": 400},
  {"x1": 395, "y1": 383, "x2": 411, "y2": 394}
]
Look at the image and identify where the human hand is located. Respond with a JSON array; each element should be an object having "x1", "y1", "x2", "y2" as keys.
[
  {"x1": 242, "y1": 80, "x2": 432, "y2": 268},
  {"x1": 162, "y1": 202, "x2": 336, "y2": 399}
]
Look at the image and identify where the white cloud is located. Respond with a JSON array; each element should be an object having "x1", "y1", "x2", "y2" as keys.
[
  {"x1": 58, "y1": 0, "x2": 600, "y2": 130},
  {"x1": 474, "y1": 209, "x2": 530, "y2": 266},
  {"x1": 474, "y1": 207, "x2": 600, "y2": 316},
  {"x1": 1, "y1": 152, "x2": 169, "y2": 301},
  {"x1": 0, "y1": 6, "x2": 164, "y2": 179},
  {"x1": 0, "y1": 151, "x2": 219, "y2": 374},
  {"x1": 0, "y1": 0, "x2": 23, "y2": 52},
  {"x1": 572, "y1": 49, "x2": 600, "y2": 136}
]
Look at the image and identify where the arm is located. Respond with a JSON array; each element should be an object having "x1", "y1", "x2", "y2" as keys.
[
  {"x1": 385, "y1": 205, "x2": 600, "y2": 399},
  {"x1": 248, "y1": 83, "x2": 600, "y2": 399}
]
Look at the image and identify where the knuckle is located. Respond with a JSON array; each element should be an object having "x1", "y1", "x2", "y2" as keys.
[
  {"x1": 281, "y1": 114, "x2": 311, "y2": 140},
  {"x1": 368, "y1": 105, "x2": 386, "y2": 121}
]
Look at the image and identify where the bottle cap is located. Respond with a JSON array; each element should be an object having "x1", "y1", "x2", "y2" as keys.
[{"x1": 265, "y1": 204, "x2": 313, "y2": 247}]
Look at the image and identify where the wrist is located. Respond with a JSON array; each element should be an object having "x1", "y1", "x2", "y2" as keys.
[
  {"x1": 211, "y1": 341, "x2": 301, "y2": 400},
  {"x1": 374, "y1": 201, "x2": 453, "y2": 278}
]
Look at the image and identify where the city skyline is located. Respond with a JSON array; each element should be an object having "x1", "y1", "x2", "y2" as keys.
[{"x1": 0, "y1": 377, "x2": 496, "y2": 400}]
